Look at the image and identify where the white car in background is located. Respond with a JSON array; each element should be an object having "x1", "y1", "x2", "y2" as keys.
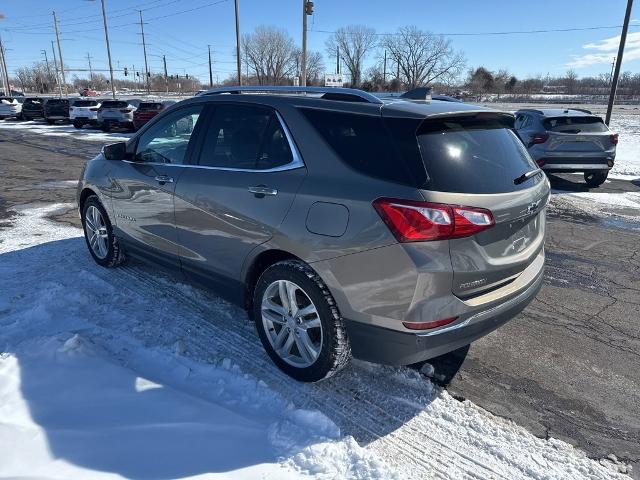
[
  {"x1": 70, "y1": 99, "x2": 102, "y2": 129},
  {"x1": 0, "y1": 97, "x2": 23, "y2": 120}
]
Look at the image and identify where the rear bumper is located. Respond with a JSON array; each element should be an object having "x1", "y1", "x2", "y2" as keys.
[
  {"x1": 346, "y1": 259, "x2": 544, "y2": 365},
  {"x1": 346, "y1": 251, "x2": 544, "y2": 365}
]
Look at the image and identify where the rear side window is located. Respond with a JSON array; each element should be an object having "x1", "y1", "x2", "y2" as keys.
[
  {"x1": 417, "y1": 116, "x2": 540, "y2": 194},
  {"x1": 299, "y1": 108, "x2": 422, "y2": 186},
  {"x1": 198, "y1": 104, "x2": 293, "y2": 170},
  {"x1": 101, "y1": 101, "x2": 128, "y2": 109},
  {"x1": 543, "y1": 116, "x2": 608, "y2": 133}
]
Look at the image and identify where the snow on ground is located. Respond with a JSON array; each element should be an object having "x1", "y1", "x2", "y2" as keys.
[
  {"x1": 609, "y1": 114, "x2": 640, "y2": 177},
  {"x1": 0, "y1": 204, "x2": 629, "y2": 479},
  {"x1": 0, "y1": 119, "x2": 131, "y2": 142}
]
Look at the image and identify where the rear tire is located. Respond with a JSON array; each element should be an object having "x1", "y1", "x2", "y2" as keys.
[
  {"x1": 46, "y1": 119, "x2": 54, "y2": 125},
  {"x1": 584, "y1": 170, "x2": 608, "y2": 188},
  {"x1": 73, "y1": 120, "x2": 83, "y2": 129},
  {"x1": 253, "y1": 260, "x2": 351, "y2": 382},
  {"x1": 81, "y1": 195, "x2": 125, "y2": 268},
  {"x1": 101, "y1": 123, "x2": 110, "y2": 133}
]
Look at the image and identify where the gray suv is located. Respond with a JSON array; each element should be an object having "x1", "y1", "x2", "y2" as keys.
[
  {"x1": 515, "y1": 108, "x2": 617, "y2": 187},
  {"x1": 78, "y1": 86, "x2": 549, "y2": 382}
]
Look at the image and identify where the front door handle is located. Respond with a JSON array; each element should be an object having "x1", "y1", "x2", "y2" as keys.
[
  {"x1": 154, "y1": 175, "x2": 174, "y2": 185},
  {"x1": 248, "y1": 185, "x2": 278, "y2": 197}
]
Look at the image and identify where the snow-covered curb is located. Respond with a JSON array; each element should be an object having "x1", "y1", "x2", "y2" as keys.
[{"x1": 0, "y1": 205, "x2": 630, "y2": 479}]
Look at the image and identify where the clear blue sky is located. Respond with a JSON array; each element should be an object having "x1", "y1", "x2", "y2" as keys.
[{"x1": 1, "y1": 0, "x2": 639, "y2": 84}]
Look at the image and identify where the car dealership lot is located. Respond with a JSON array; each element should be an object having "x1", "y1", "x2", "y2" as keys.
[{"x1": 1, "y1": 116, "x2": 638, "y2": 478}]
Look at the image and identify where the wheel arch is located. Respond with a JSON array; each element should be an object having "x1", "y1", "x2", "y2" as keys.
[{"x1": 79, "y1": 187, "x2": 99, "y2": 213}]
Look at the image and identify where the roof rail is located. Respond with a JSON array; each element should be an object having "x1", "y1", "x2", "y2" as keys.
[
  {"x1": 199, "y1": 85, "x2": 384, "y2": 105},
  {"x1": 517, "y1": 108, "x2": 544, "y2": 115},
  {"x1": 400, "y1": 87, "x2": 433, "y2": 100}
]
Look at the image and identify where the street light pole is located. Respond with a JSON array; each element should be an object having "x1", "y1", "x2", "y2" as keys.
[
  {"x1": 99, "y1": 0, "x2": 117, "y2": 99},
  {"x1": 605, "y1": 0, "x2": 634, "y2": 126},
  {"x1": 52, "y1": 11, "x2": 67, "y2": 97},
  {"x1": 0, "y1": 33, "x2": 11, "y2": 95},
  {"x1": 234, "y1": 0, "x2": 242, "y2": 85},
  {"x1": 139, "y1": 10, "x2": 150, "y2": 94},
  {"x1": 301, "y1": 0, "x2": 307, "y2": 87},
  {"x1": 208, "y1": 45, "x2": 213, "y2": 88}
]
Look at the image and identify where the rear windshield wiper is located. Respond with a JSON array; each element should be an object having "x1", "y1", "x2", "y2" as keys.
[{"x1": 514, "y1": 168, "x2": 542, "y2": 185}]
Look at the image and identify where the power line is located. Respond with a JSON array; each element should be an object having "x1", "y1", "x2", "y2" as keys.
[{"x1": 309, "y1": 24, "x2": 640, "y2": 37}]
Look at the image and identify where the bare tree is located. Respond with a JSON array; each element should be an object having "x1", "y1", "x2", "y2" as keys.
[
  {"x1": 241, "y1": 26, "x2": 297, "y2": 85},
  {"x1": 294, "y1": 50, "x2": 324, "y2": 85},
  {"x1": 382, "y1": 26, "x2": 464, "y2": 89},
  {"x1": 325, "y1": 25, "x2": 377, "y2": 87}
]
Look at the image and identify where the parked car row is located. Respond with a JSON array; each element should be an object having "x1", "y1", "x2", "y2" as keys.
[{"x1": 0, "y1": 96, "x2": 175, "y2": 132}]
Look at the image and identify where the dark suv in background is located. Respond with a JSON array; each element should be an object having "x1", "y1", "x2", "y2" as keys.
[
  {"x1": 78, "y1": 86, "x2": 549, "y2": 382},
  {"x1": 20, "y1": 97, "x2": 47, "y2": 120},
  {"x1": 44, "y1": 98, "x2": 70, "y2": 124}
]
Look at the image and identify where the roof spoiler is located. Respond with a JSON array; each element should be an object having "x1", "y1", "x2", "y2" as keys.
[{"x1": 400, "y1": 87, "x2": 433, "y2": 101}]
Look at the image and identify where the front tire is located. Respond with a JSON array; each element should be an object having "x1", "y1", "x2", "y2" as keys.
[
  {"x1": 253, "y1": 260, "x2": 351, "y2": 382},
  {"x1": 81, "y1": 196, "x2": 125, "y2": 268},
  {"x1": 585, "y1": 170, "x2": 608, "y2": 188}
]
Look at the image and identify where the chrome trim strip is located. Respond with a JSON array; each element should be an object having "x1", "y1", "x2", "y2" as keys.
[
  {"x1": 122, "y1": 110, "x2": 305, "y2": 173},
  {"x1": 416, "y1": 268, "x2": 543, "y2": 338},
  {"x1": 543, "y1": 164, "x2": 612, "y2": 170},
  {"x1": 200, "y1": 85, "x2": 384, "y2": 105}
]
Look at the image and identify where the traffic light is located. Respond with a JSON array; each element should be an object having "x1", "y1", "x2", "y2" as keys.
[
  {"x1": 124, "y1": 67, "x2": 128, "y2": 76},
  {"x1": 304, "y1": 1, "x2": 314, "y2": 15},
  {"x1": 136, "y1": 71, "x2": 140, "y2": 77},
  {"x1": 147, "y1": 72, "x2": 151, "y2": 78},
  {"x1": 185, "y1": 74, "x2": 189, "y2": 79}
]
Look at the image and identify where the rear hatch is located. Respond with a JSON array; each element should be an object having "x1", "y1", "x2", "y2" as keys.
[
  {"x1": 71, "y1": 100, "x2": 99, "y2": 118},
  {"x1": 0, "y1": 97, "x2": 19, "y2": 114},
  {"x1": 134, "y1": 102, "x2": 163, "y2": 121},
  {"x1": 399, "y1": 112, "x2": 549, "y2": 298},
  {"x1": 46, "y1": 99, "x2": 69, "y2": 117},
  {"x1": 541, "y1": 115, "x2": 615, "y2": 157},
  {"x1": 99, "y1": 100, "x2": 130, "y2": 120},
  {"x1": 23, "y1": 98, "x2": 44, "y2": 114}
]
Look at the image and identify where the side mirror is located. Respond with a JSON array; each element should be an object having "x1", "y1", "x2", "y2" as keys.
[{"x1": 102, "y1": 142, "x2": 128, "y2": 161}]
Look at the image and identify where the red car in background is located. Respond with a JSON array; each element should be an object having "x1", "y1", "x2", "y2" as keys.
[
  {"x1": 80, "y1": 88, "x2": 97, "y2": 97},
  {"x1": 132, "y1": 100, "x2": 176, "y2": 131}
]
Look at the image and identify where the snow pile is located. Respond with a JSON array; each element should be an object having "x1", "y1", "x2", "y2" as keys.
[
  {"x1": 0, "y1": 119, "x2": 131, "y2": 142},
  {"x1": 0, "y1": 204, "x2": 630, "y2": 479},
  {"x1": 609, "y1": 114, "x2": 640, "y2": 177}
]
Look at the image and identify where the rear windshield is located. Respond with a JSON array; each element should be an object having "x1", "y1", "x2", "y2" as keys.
[
  {"x1": 0, "y1": 97, "x2": 15, "y2": 103},
  {"x1": 543, "y1": 116, "x2": 608, "y2": 133},
  {"x1": 138, "y1": 102, "x2": 163, "y2": 111},
  {"x1": 417, "y1": 116, "x2": 541, "y2": 194},
  {"x1": 101, "y1": 101, "x2": 128, "y2": 109},
  {"x1": 47, "y1": 99, "x2": 69, "y2": 106},
  {"x1": 299, "y1": 108, "x2": 425, "y2": 186},
  {"x1": 26, "y1": 98, "x2": 43, "y2": 105},
  {"x1": 73, "y1": 100, "x2": 98, "y2": 107}
]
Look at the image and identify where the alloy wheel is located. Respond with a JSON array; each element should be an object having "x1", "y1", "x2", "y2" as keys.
[
  {"x1": 84, "y1": 205, "x2": 109, "y2": 259},
  {"x1": 261, "y1": 280, "x2": 323, "y2": 368}
]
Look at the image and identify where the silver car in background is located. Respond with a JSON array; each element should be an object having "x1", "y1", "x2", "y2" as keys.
[
  {"x1": 70, "y1": 99, "x2": 102, "y2": 129},
  {"x1": 515, "y1": 108, "x2": 617, "y2": 187},
  {"x1": 0, "y1": 97, "x2": 23, "y2": 120},
  {"x1": 97, "y1": 99, "x2": 141, "y2": 132}
]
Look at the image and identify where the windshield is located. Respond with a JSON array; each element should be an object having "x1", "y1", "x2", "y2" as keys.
[
  {"x1": 101, "y1": 101, "x2": 128, "y2": 109},
  {"x1": 73, "y1": 100, "x2": 99, "y2": 107},
  {"x1": 417, "y1": 116, "x2": 540, "y2": 194},
  {"x1": 47, "y1": 99, "x2": 68, "y2": 106}
]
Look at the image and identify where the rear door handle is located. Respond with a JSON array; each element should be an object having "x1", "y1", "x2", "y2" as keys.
[
  {"x1": 248, "y1": 185, "x2": 278, "y2": 197},
  {"x1": 154, "y1": 175, "x2": 174, "y2": 185}
]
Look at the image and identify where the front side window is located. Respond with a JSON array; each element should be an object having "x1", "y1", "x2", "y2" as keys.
[
  {"x1": 198, "y1": 104, "x2": 293, "y2": 170},
  {"x1": 135, "y1": 106, "x2": 202, "y2": 164}
]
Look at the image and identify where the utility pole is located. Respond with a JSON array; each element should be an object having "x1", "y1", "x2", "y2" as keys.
[
  {"x1": 99, "y1": 0, "x2": 116, "y2": 99},
  {"x1": 605, "y1": 0, "x2": 634, "y2": 125},
  {"x1": 51, "y1": 40, "x2": 63, "y2": 98},
  {"x1": 138, "y1": 10, "x2": 150, "y2": 94},
  {"x1": 336, "y1": 46, "x2": 340, "y2": 74},
  {"x1": 163, "y1": 55, "x2": 168, "y2": 93},
  {"x1": 609, "y1": 57, "x2": 617, "y2": 86},
  {"x1": 301, "y1": 0, "x2": 309, "y2": 86},
  {"x1": 0, "y1": 33, "x2": 10, "y2": 96},
  {"x1": 86, "y1": 53, "x2": 94, "y2": 84},
  {"x1": 234, "y1": 0, "x2": 242, "y2": 85},
  {"x1": 208, "y1": 45, "x2": 213, "y2": 88},
  {"x1": 41, "y1": 49, "x2": 51, "y2": 78},
  {"x1": 383, "y1": 50, "x2": 387, "y2": 87},
  {"x1": 52, "y1": 11, "x2": 67, "y2": 97}
]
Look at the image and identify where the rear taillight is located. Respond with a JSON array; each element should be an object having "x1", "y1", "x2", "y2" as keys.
[
  {"x1": 90, "y1": 107, "x2": 98, "y2": 111},
  {"x1": 536, "y1": 159, "x2": 545, "y2": 167},
  {"x1": 372, "y1": 198, "x2": 495, "y2": 242},
  {"x1": 528, "y1": 133, "x2": 549, "y2": 147},
  {"x1": 610, "y1": 133, "x2": 619, "y2": 145},
  {"x1": 403, "y1": 317, "x2": 458, "y2": 330}
]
